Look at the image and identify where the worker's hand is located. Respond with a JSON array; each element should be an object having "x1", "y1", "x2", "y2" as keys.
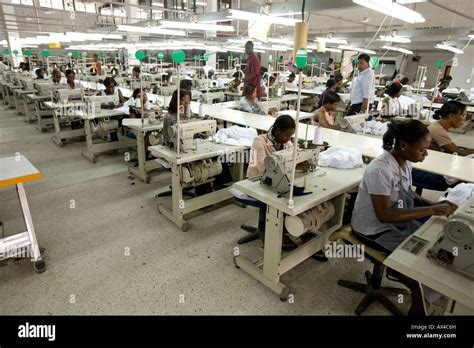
[
  {"x1": 437, "y1": 200, "x2": 458, "y2": 210},
  {"x1": 296, "y1": 161, "x2": 309, "y2": 173},
  {"x1": 431, "y1": 203, "x2": 457, "y2": 216}
]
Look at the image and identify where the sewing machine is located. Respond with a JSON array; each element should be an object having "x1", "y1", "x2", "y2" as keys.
[
  {"x1": 339, "y1": 113, "x2": 368, "y2": 133},
  {"x1": 53, "y1": 88, "x2": 84, "y2": 104},
  {"x1": 20, "y1": 77, "x2": 34, "y2": 91},
  {"x1": 427, "y1": 195, "x2": 474, "y2": 280},
  {"x1": 33, "y1": 81, "x2": 58, "y2": 96},
  {"x1": 84, "y1": 94, "x2": 119, "y2": 116},
  {"x1": 261, "y1": 147, "x2": 319, "y2": 194},
  {"x1": 167, "y1": 119, "x2": 217, "y2": 153}
]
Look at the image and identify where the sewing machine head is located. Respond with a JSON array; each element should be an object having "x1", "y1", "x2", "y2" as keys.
[
  {"x1": 261, "y1": 147, "x2": 319, "y2": 194},
  {"x1": 428, "y1": 196, "x2": 474, "y2": 280},
  {"x1": 84, "y1": 94, "x2": 120, "y2": 115},
  {"x1": 167, "y1": 119, "x2": 217, "y2": 152},
  {"x1": 34, "y1": 81, "x2": 58, "y2": 96},
  {"x1": 340, "y1": 113, "x2": 368, "y2": 133},
  {"x1": 53, "y1": 88, "x2": 84, "y2": 104},
  {"x1": 20, "y1": 77, "x2": 34, "y2": 90}
]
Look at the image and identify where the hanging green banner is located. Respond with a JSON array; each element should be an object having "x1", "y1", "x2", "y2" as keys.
[
  {"x1": 82, "y1": 52, "x2": 88, "y2": 57},
  {"x1": 12, "y1": 50, "x2": 18, "y2": 55},
  {"x1": 437, "y1": 59, "x2": 443, "y2": 69},
  {"x1": 203, "y1": 53, "x2": 209, "y2": 61},
  {"x1": 2, "y1": 49, "x2": 8, "y2": 55},
  {"x1": 295, "y1": 48, "x2": 307, "y2": 69},
  {"x1": 135, "y1": 50, "x2": 145, "y2": 61},
  {"x1": 42, "y1": 50, "x2": 49, "y2": 57},
  {"x1": 157, "y1": 53, "x2": 164, "y2": 59},
  {"x1": 311, "y1": 57, "x2": 316, "y2": 64},
  {"x1": 369, "y1": 56, "x2": 380, "y2": 69}
]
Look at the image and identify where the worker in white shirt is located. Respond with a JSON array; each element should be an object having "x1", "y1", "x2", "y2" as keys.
[{"x1": 348, "y1": 53, "x2": 375, "y2": 115}]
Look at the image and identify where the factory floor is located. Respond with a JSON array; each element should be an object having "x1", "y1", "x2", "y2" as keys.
[{"x1": 0, "y1": 107, "x2": 471, "y2": 315}]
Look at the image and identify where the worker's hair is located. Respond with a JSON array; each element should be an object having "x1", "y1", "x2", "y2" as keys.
[
  {"x1": 103, "y1": 77, "x2": 117, "y2": 87},
  {"x1": 65, "y1": 69, "x2": 75, "y2": 76},
  {"x1": 326, "y1": 78, "x2": 336, "y2": 89},
  {"x1": 132, "y1": 66, "x2": 140, "y2": 73},
  {"x1": 441, "y1": 75, "x2": 453, "y2": 82},
  {"x1": 180, "y1": 79, "x2": 193, "y2": 90},
  {"x1": 385, "y1": 82, "x2": 403, "y2": 98},
  {"x1": 329, "y1": 58, "x2": 334, "y2": 63},
  {"x1": 132, "y1": 88, "x2": 142, "y2": 99},
  {"x1": 322, "y1": 91, "x2": 341, "y2": 105},
  {"x1": 271, "y1": 114, "x2": 296, "y2": 137},
  {"x1": 334, "y1": 74, "x2": 343, "y2": 83},
  {"x1": 35, "y1": 68, "x2": 43, "y2": 76},
  {"x1": 245, "y1": 41, "x2": 253, "y2": 48},
  {"x1": 358, "y1": 53, "x2": 370, "y2": 63},
  {"x1": 168, "y1": 89, "x2": 191, "y2": 114},
  {"x1": 289, "y1": 73, "x2": 296, "y2": 79},
  {"x1": 242, "y1": 83, "x2": 256, "y2": 98},
  {"x1": 433, "y1": 100, "x2": 466, "y2": 120},
  {"x1": 382, "y1": 120, "x2": 429, "y2": 151},
  {"x1": 400, "y1": 77, "x2": 409, "y2": 85},
  {"x1": 438, "y1": 79, "x2": 450, "y2": 86}
]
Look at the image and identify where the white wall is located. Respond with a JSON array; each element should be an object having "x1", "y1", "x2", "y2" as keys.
[
  {"x1": 449, "y1": 45, "x2": 474, "y2": 91},
  {"x1": 403, "y1": 51, "x2": 454, "y2": 88}
]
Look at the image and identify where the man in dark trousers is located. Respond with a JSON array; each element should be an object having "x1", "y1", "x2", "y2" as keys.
[{"x1": 243, "y1": 41, "x2": 261, "y2": 100}]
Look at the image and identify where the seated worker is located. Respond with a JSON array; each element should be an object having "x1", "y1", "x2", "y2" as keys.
[
  {"x1": 97, "y1": 77, "x2": 125, "y2": 108},
  {"x1": 179, "y1": 78, "x2": 201, "y2": 101},
  {"x1": 230, "y1": 71, "x2": 243, "y2": 94},
  {"x1": 132, "y1": 66, "x2": 140, "y2": 79},
  {"x1": 50, "y1": 69, "x2": 63, "y2": 84},
  {"x1": 335, "y1": 73, "x2": 351, "y2": 93},
  {"x1": 312, "y1": 91, "x2": 341, "y2": 130},
  {"x1": 285, "y1": 73, "x2": 297, "y2": 89},
  {"x1": 61, "y1": 69, "x2": 82, "y2": 90},
  {"x1": 316, "y1": 78, "x2": 337, "y2": 109},
  {"x1": 91, "y1": 54, "x2": 102, "y2": 75},
  {"x1": 400, "y1": 77, "x2": 410, "y2": 86},
  {"x1": 431, "y1": 79, "x2": 450, "y2": 103},
  {"x1": 352, "y1": 119, "x2": 458, "y2": 314},
  {"x1": 163, "y1": 89, "x2": 192, "y2": 147},
  {"x1": 35, "y1": 68, "x2": 45, "y2": 80},
  {"x1": 239, "y1": 84, "x2": 265, "y2": 115},
  {"x1": 380, "y1": 82, "x2": 403, "y2": 119},
  {"x1": 127, "y1": 88, "x2": 151, "y2": 118}
]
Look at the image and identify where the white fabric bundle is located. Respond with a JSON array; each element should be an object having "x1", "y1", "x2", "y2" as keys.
[
  {"x1": 318, "y1": 146, "x2": 363, "y2": 169},
  {"x1": 352, "y1": 120, "x2": 388, "y2": 136},
  {"x1": 438, "y1": 183, "x2": 474, "y2": 206},
  {"x1": 212, "y1": 125, "x2": 257, "y2": 146}
]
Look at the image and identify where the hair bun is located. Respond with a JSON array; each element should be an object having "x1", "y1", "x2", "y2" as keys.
[{"x1": 433, "y1": 109, "x2": 441, "y2": 120}]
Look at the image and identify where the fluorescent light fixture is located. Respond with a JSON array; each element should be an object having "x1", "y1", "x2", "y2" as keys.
[
  {"x1": 324, "y1": 48, "x2": 343, "y2": 53},
  {"x1": 339, "y1": 45, "x2": 376, "y2": 54},
  {"x1": 396, "y1": 0, "x2": 427, "y2": 4},
  {"x1": 152, "y1": 2, "x2": 163, "y2": 6},
  {"x1": 195, "y1": 1, "x2": 207, "y2": 5},
  {"x1": 469, "y1": 34, "x2": 474, "y2": 39},
  {"x1": 379, "y1": 35, "x2": 411, "y2": 43},
  {"x1": 353, "y1": 0, "x2": 425, "y2": 24},
  {"x1": 382, "y1": 45, "x2": 413, "y2": 54},
  {"x1": 268, "y1": 45, "x2": 291, "y2": 51},
  {"x1": 117, "y1": 24, "x2": 185, "y2": 36},
  {"x1": 227, "y1": 9, "x2": 298, "y2": 26},
  {"x1": 435, "y1": 44, "x2": 464, "y2": 54},
  {"x1": 315, "y1": 37, "x2": 348, "y2": 44},
  {"x1": 268, "y1": 37, "x2": 294, "y2": 45},
  {"x1": 160, "y1": 20, "x2": 234, "y2": 32}
]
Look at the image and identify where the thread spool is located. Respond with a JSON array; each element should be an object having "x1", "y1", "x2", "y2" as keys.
[
  {"x1": 313, "y1": 126, "x2": 324, "y2": 145},
  {"x1": 293, "y1": 22, "x2": 308, "y2": 62}
]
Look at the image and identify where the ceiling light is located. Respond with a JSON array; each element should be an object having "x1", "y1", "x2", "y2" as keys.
[
  {"x1": 315, "y1": 37, "x2": 348, "y2": 45},
  {"x1": 324, "y1": 48, "x2": 343, "y2": 53},
  {"x1": 268, "y1": 37, "x2": 294, "y2": 45},
  {"x1": 435, "y1": 44, "x2": 464, "y2": 54},
  {"x1": 117, "y1": 25, "x2": 185, "y2": 36},
  {"x1": 152, "y1": 2, "x2": 163, "y2": 7},
  {"x1": 227, "y1": 9, "x2": 298, "y2": 27},
  {"x1": 396, "y1": 0, "x2": 427, "y2": 4},
  {"x1": 353, "y1": 0, "x2": 425, "y2": 24},
  {"x1": 338, "y1": 45, "x2": 376, "y2": 54},
  {"x1": 195, "y1": 1, "x2": 207, "y2": 5},
  {"x1": 160, "y1": 20, "x2": 234, "y2": 32},
  {"x1": 379, "y1": 35, "x2": 411, "y2": 43},
  {"x1": 469, "y1": 34, "x2": 474, "y2": 39},
  {"x1": 382, "y1": 45, "x2": 413, "y2": 54}
]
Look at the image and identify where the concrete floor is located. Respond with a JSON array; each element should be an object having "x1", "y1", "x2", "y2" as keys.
[{"x1": 1, "y1": 107, "x2": 470, "y2": 315}]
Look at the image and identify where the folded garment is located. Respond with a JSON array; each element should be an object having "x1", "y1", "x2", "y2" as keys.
[
  {"x1": 213, "y1": 125, "x2": 258, "y2": 146},
  {"x1": 318, "y1": 146, "x2": 363, "y2": 169}
]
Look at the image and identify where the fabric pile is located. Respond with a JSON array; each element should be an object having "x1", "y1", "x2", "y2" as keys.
[
  {"x1": 212, "y1": 125, "x2": 258, "y2": 146},
  {"x1": 318, "y1": 146, "x2": 363, "y2": 169}
]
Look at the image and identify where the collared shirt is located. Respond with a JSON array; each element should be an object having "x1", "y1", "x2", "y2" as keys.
[
  {"x1": 350, "y1": 68, "x2": 375, "y2": 104},
  {"x1": 247, "y1": 132, "x2": 292, "y2": 178},
  {"x1": 352, "y1": 151, "x2": 414, "y2": 236},
  {"x1": 244, "y1": 53, "x2": 261, "y2": 99},
  {"x1": 239, "y1": 96, "x2": 265, "y2": 115}
]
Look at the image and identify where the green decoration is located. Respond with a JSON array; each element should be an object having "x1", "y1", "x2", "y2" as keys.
[
  {"x1": 437, "y1": 59, "x2": 443, "y2": 69},
  {"x1": 311, "y1": 57, "x2": 316, "y2": 64},
  {"x1": 203, "y1": 53, "x2": 209, "y2": 61},
  {"x1": 369, "y1": 56, "x2": 380, "y2": 69},
  {"x1": 2, "y1": 49, "x2": 8, "y2": 55},
  {"x1": 67, "y1": 52, "x2": 72, "y2": 57},
  {"x1": 295, "y1": 48, "x2": 307, "y2": 69},
  {"x1": 42, "y1": 50, "x2": 49, "y2": 57},
  {"x1": 24, "y1": 50, "x2": 32, "y2": 57},
  {"x1": 276, "y1": 56, "x2": 281, "y2": 62},
  {"x1": 239, "y1": 54, "x2": 244, "y2": 61},
  {"x1": 157, "y1": 52, "x2": 164, "y2": 59},
  {"x1": 82, "y1": 52, "x2": 88, "y2": 57},
  {"x1": 135, "y1": 50, "x2": 145, "y2": 61},
  {"x1": 13, "y1": 49, "x2": 18, "y2": 55},
  {"x1": 73, "y1": 50, "x2": 79, "y2": 58},
  {"x1": 171, "y1": 50, "x2": 185, "y2": 63}
]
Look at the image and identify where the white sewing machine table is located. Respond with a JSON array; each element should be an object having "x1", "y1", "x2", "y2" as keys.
[
  {"x1": 233, "y1": 166, "x2": 365, "y2": 300},
  {"x1": 122, "y1": 118, "x2": 164, "y2": 183},
  {"x1": 384, "y1": 210, "x2": 474, "y2": 315},
  {"x1": 43, "y1": 101, "x2": 86, "y2": 147},
  {"x1": 149, "y1": 139, "x2": 246, "y2": 232},
  {"x1": 74, "y1": 109, "x2": 134, "y2": 163}
]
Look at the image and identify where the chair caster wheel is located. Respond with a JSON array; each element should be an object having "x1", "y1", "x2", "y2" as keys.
[
  {"x1": 279, "y1": 287, "x2": 290, "y2": 302},
  {"x1": 181, "y1": 223, "x2": 189, "y2": 232},
  {"x1": 34, "y1": 260, "x2": 46, "y2": 273}
]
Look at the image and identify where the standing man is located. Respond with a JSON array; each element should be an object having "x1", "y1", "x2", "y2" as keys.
[
  {"x1": 348, "y1": 53, "x2": 375, "y2": 115},
  {"x1": 244, "y1": 41, "x2": 261, "y2": 100}
]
